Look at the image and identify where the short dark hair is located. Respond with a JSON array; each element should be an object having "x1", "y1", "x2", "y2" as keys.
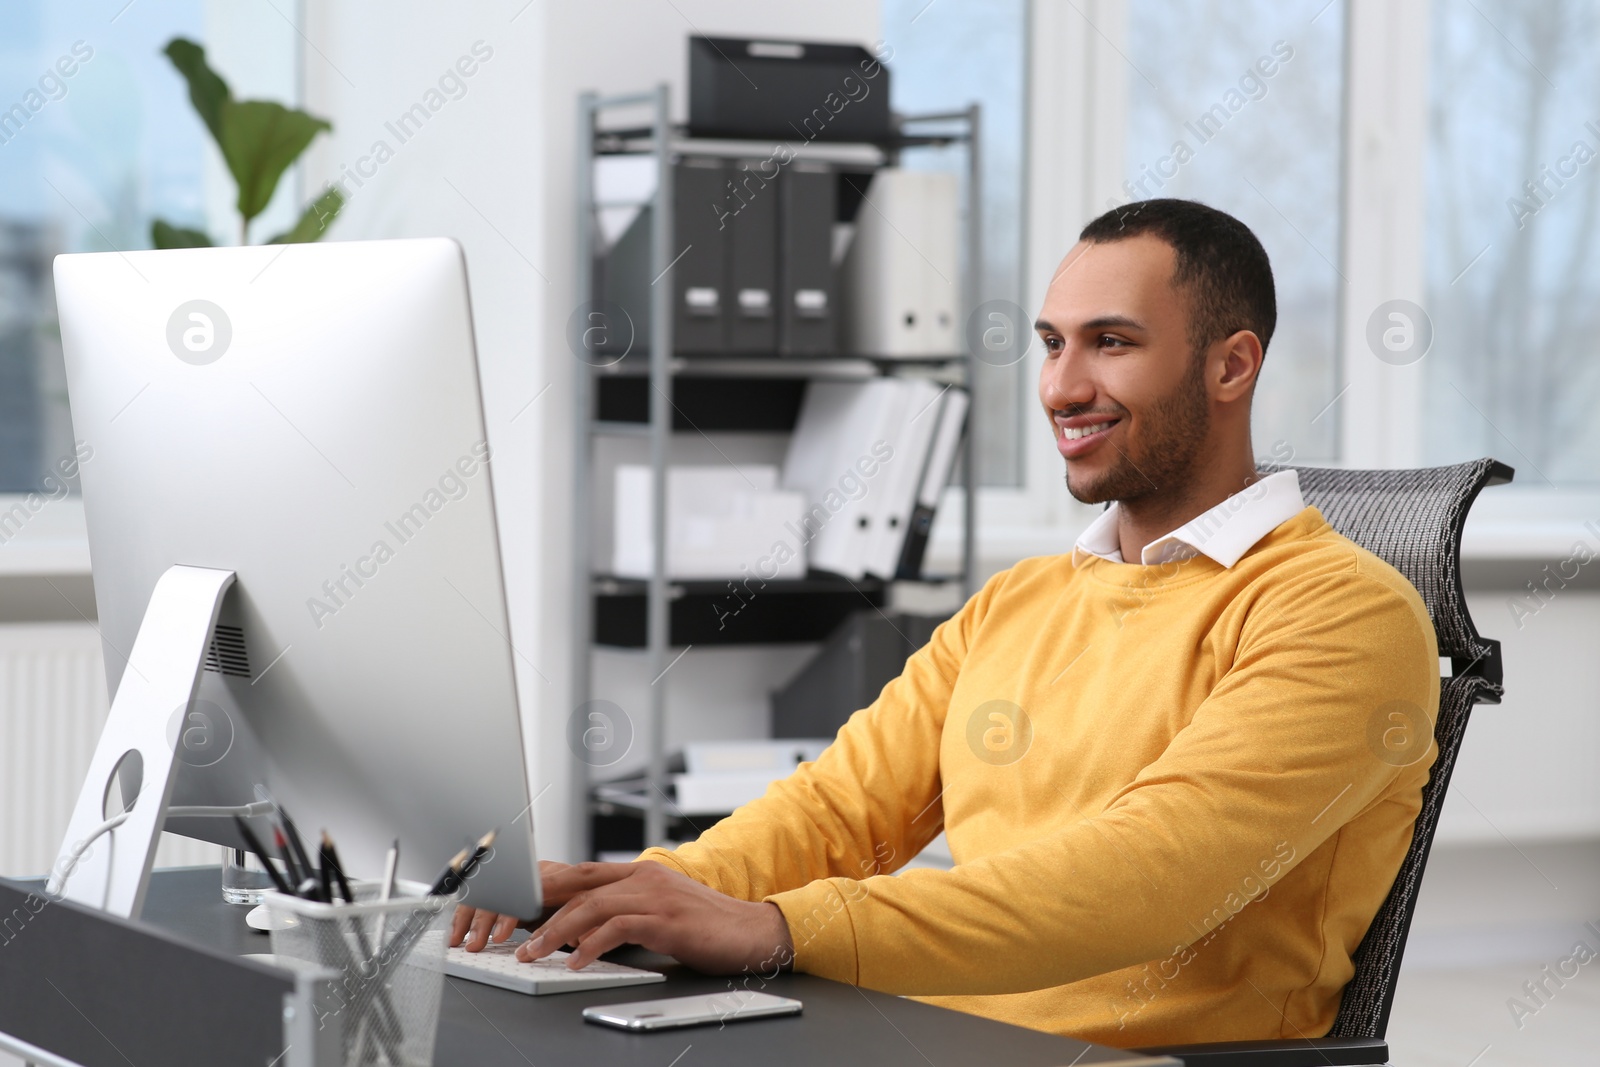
[{"x1": 1078, "y1": 198, "x2": 1276, "y2": 357}]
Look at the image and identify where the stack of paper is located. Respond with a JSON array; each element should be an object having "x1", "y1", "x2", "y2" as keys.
[
  {"x1": 673, "y1": 739, "x2": 831, "y2": 813},
  {"x1": 612, "y1": 465, "x2": 806, "y2": 580}
]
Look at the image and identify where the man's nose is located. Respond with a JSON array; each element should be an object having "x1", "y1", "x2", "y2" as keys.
[{"x1": 1040, "y1": 351, "x2": 1096, "y2": 411}]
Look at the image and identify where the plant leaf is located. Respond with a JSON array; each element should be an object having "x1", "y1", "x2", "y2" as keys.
[
  {"x1": 267, "y1": 188, "x2": 344, "y2": 244},
  {"x1": 162, "y1": 38, "x2": 231, "y2": 146},
  {"x1": 151, "y1": 219, "x2": 214, "y2": 249},
  {"x1": 219, "y1": 99, "x2": 333, "y2": 225}
]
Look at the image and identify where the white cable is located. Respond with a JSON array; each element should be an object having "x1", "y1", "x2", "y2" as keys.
[
  {"x1": 46, "y1": 801, "x2": 276, "y2": 896},
  {"x1": 165, "y1": 800, "x2": 277, "y2": 819},
  {"x1": 45, "y1": 810, "x2": 132, "y2": 897}
]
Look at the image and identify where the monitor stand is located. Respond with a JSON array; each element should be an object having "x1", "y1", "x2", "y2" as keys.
[{"x1": 49, "y1": 565, "x2": 237, "y2": 919}]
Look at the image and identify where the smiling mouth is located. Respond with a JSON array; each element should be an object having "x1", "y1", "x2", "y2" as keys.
[{"x1": 1060, "y1": 420, "x2": 1118, "y2": 441}]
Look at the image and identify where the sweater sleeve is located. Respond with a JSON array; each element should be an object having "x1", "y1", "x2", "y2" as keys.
[
  {"x1": 636, "y1": 572, "x2": 1008, "y2": 901},
  {"x1": 763, "y1": 567, "x2": 1439, "y2": 993}
]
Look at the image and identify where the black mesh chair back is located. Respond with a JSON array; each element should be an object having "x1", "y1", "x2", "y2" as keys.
[{"x1": 1282, "y1": 459, "x2": 1513, "y2": 1039}]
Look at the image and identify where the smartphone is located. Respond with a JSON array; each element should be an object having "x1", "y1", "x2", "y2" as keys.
[{"x1": 582, "y1": 990, "x2": 803, "y2": 1031}]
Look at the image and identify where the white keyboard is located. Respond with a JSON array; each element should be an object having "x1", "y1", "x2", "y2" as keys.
[{"x1": 444, "y1": 941, "x2": 665, "y2": 996}]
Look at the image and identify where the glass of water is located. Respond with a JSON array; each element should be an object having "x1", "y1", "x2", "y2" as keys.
[{"x1": 221, "y1": 846, "x2": 280, "y2": 905}]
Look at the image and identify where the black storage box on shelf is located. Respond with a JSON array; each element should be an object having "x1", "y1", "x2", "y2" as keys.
[
  {"x1": 687, "y1": 36, "x2": 892, "y2": 143},
  {"x1": 771, "y1": 609, "x2": 949, "y2": 739},
  {"x1": 593, "y1": 577, "x2": 889, "y2": 648},
  {"x1": 596, "y1": 374, "x2": 809, "y2": 430}
]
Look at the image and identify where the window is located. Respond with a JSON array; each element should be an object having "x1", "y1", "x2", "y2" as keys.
[
  {"x1": 0, "y1": 2, "x2": 297, "y2": 499},
  {"x1": 1124, "y1": 0, "x2": 1346, "y2": 465},
  {"x1": 880, "y1": 0, "x2": 1029, "y2": 487},
  {"x1": 1424, "y1": 0, "x2": 1600, "y2": 485},
  {"x1": 0, "y1": 2, "x2": 208, "y2": 492}
]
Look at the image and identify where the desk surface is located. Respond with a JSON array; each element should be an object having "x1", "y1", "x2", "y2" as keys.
[{"x1": 138, "y1": 867, "x2": 1173, "y2": 1067}]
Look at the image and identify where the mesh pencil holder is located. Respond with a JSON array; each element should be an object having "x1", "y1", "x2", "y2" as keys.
[{"x1": 265, "y1": 880, "x2": 451, "y2": 1067}]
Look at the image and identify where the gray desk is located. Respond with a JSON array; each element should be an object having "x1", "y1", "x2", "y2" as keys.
[{"x1": 2, "y1": 868, "x2": 1178, "y2": 1067}]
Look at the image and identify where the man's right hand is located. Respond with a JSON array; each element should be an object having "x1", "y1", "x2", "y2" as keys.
[{"x1": 450, "y1": 860, "x2": 573, "y2": 952}]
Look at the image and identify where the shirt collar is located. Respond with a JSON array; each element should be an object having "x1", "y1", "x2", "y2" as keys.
[{"x1": 1072, "y1": 469, "x2": 1305, "y2": 569}]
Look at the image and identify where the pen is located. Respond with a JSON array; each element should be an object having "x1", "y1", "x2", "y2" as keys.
[
  {"x1": 233, "y1": 815, "x2": 293, "y2": 896},
  {"x1": 316, "y1": 839, "x2": 334, "y2": 904},
  {"x1": 321, "y1": 831, "x2": 356, "y2": 904},
  {"x1": 273, "y1": 827, "x2": 304, "y2": 890},
  {"x1": 275, "y1": 805, "x2": 318, "y2": 897}
]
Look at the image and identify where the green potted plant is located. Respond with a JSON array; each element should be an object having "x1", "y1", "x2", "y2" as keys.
[{"x1": 152, "y1": 38, "x2": 342, "y2": 248}]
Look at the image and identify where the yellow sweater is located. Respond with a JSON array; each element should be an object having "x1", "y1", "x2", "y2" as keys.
[{"x1": 640, "y1": 507, "x2": 1439, "y2": 1046}]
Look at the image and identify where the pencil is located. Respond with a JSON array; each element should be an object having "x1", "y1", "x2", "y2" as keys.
[{"x1": 431, "y1": 829, "x2": 498, "y2": 897}]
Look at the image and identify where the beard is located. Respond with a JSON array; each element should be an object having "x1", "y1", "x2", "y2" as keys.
[{"x1": 1064, "y1": 354, "x2": 1211, "y2": 506}]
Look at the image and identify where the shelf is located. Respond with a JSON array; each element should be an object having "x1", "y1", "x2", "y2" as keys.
[
  {"x1": 591, "y1": 125, "x2": 972, "y2": 160},
  {"x1": 593, "y1": 128, "x2": 890, "y2": 163},
  {"x1": 593, "y1": 354, "x2": 966, "y2": 377},
  {"x1": 592, "y1": 420, "x2": 652, "y2": 437},
  {"x1": 592, "y1": 780, "x2": 735, "y2": 820},
  {"x1": 589, "y1": 780, "x2": 725, "y2": 853},
  {"x1": 593, "y1": 361, "x2": 965, "y2": 432},
  {"x1": 593, "y1": 575, "x2": 888, "y2": 647}
]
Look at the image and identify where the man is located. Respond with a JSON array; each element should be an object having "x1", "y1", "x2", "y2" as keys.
[{"x1": 453, "y1": 199, "x2": 1438, "y2": 1047}]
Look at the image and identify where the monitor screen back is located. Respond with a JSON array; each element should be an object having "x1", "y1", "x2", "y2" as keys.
[{"x1": 54, "y1": 238, "x2": 541, "y2": 917}]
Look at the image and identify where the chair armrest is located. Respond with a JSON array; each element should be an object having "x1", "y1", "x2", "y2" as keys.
[{"x1": 1131, "y1": 1036, "x2": 1389, "y2": 1067}]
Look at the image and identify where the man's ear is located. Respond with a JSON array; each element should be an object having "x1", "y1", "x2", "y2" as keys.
[{"x1": 1212, "y1": 329, "x2": 1264, "y2": 402}]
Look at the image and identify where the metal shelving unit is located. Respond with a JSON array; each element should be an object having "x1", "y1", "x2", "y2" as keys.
[{"x1": 571, "y1": 85, "x2": 982, "y2": 854}]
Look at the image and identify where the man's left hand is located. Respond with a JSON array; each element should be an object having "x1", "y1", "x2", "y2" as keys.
[{"x1": 515, "y1": 860, "x2": 794, "y2": 975}]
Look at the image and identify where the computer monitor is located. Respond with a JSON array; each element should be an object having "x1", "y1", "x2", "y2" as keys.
[{"x1": 50, "y1": 238, "x2": 541, "y2": 919}]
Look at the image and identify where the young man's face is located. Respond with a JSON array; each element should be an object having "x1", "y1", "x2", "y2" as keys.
[{"x1": 1035, "y1": 235, "x2": 1212, "y2": 506}]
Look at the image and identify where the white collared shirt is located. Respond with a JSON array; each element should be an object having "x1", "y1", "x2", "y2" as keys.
[{"x1": 1071, "y1": 469, "x2": 1306, "y2": 569}]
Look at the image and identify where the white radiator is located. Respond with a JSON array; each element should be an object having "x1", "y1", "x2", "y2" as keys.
[{"x1": 0, "y1": 622, "x2": 216, "y2": 879}]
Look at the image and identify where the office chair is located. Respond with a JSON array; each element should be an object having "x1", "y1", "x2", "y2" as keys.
[{"x1": 1136, "y1": 457, "x2": 1515, "y2": 1067}]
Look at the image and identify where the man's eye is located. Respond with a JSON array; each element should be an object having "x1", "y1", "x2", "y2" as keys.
[
  {"x1": 1098, "y1": 334, "x2": 1129, "y2": 349},
  {"x1": 1042, "y1": 336, "x2": 1064, "y2": 353}
]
